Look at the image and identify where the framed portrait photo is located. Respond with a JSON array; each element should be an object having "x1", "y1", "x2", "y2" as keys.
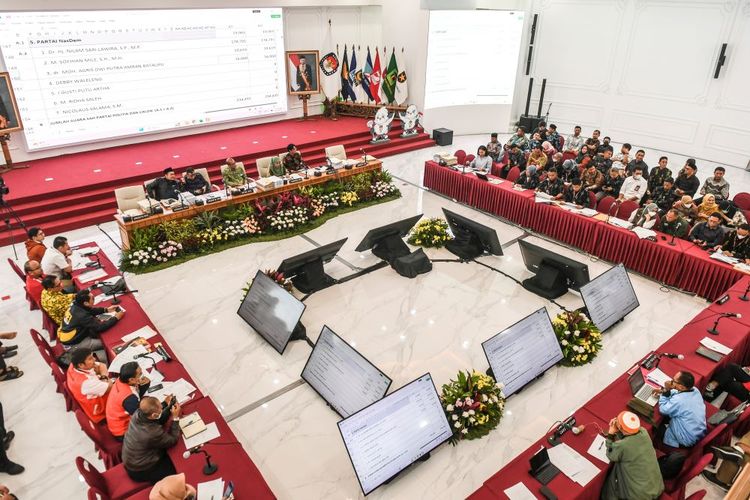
[
  {"x1": 286, "y1": 50, "x2": 320, "y2": 96},
  {"x1": 0, "y1": 73, "x2": 23, "y2": 134}
]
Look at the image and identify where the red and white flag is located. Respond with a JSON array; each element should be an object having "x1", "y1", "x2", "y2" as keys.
[{"x1": 368, "y1": 48, "x2": 382, "y2": 104}]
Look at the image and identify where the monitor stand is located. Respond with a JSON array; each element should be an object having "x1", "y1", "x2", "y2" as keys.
[
  {"x1": 522, "y1": 261, "x2": 568, "y2": 299},
  {"x1": 288, "y1": 321, "x2": 315, "y2": 348},
  {"x1": 445, "y1": 228, "x2": 484, "y2": 260},
  {"x1": 290, "y1": 257, "x2": 336, "y2": 294},
  {"x1": 371, "y1": 233, "x2": 411, "y2": 263}
]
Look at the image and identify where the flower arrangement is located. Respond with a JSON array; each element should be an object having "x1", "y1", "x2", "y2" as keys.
[
  {"x1": 241, "y1": 269, "x2": 294, "y2": 300},
  {"x1": 339, "y1": 191, "x2": 359, "y2": 206},
  {"x1": 407, "y1": 217, "x2": 451, "y2": 248},
  {"x1": 440, "y1": 370, "x2": 506, "y2": 444},
  {"x1": 268, "y1": 206, "x2": 310, "y2": 232},
  {"x1": 551, "y1": 310, "x2": 602, "y2": 366},
  {"x1": 121, "y1": 171, "x2": 400, "y2": 273}
]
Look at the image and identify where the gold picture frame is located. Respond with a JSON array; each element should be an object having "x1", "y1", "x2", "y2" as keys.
[
  {"x1": 286, "y1": 50, "x2": 320, "y2": 96},
  {"x1": 0, "y1": 73, "x2": 23, "y2": 134}
]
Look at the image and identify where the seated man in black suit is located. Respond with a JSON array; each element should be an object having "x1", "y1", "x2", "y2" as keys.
[
  {"x1": 181, "y1": 168, "x2": 208, "y2": 195},
  {"x1": 146, "y1": 168, "x2": 181, "y2": 201}
]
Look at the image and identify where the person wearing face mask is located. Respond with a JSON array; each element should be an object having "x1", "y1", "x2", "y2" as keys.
[
  {"x1": 672, "y1": 195, "x2": 699, "y2": 224},
  {"x1": 123, "y1": 396, "x2": 182, "y2": 484},
  {"x1": 618, "y1": 166, "x2": 647, "y2": 202},
  {"x1": 716, "y1": 223, "x2": 750, "y2": 261},
  {"x1": 689, "y1": 213, "x2": 725, "y2": 249},
  {"x1": 628, "y1": 203, "x2": 659, "y2": 230}
]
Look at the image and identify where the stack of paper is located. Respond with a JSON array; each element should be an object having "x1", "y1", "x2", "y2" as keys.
[
  {"x1": 77, "y1": 268, "x2": 108, "y2": 283},
  {"x1": 700, "y1": 337, "x2": 732, "y2": 355},
  {"x1": 108, "y1": 345, "x2": 149, "y2": 373},
  {"x1": 148, "y1": 378, "x2": 197, "y2": 403},
  {"x1": 121, "y1": 326, "x2": 158, "y2": 343},
  {"x1": 183, "y1": 421, "x2": 220, "y2": 449},
  {"x1": 711, "y1": 252, "x2": 740, "y2": 265},
  {"x1": 503, "y1": 482, "x2": 536, "y2": 500},
  {"x1": 547, "y1": 443, "x2": 600, "y2": 486},
  {"x1": 646, "y1": 368, "x2": 672, "y2": 388},
  {"x1": 632, "y1": 227, "x2": 656, "y2": 240},
  {"x1": 579, "y1": 208, "x2": 598, "y2": 217},
  {"x1": 197, "y1": 478, "x2": 224, "y2": 500},
  {"x1": 607, "y1": 218, "x2": 632, "y2": 229},
  {"x1": 586, "y1": 435, "x2": 610, "y2": 464}
]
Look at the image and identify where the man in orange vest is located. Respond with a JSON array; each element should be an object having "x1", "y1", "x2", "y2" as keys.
[
  {"x1": 66, "y1": 347, "x2": 113, "y2": 423},
  {"x1": 106, "y1": 362, "x2": 172, "y2": 440}
]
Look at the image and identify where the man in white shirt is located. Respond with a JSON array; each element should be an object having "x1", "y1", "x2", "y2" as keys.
[
  {"x1": 619, "y1": 166, "x2": 648, "y2": 203},
  {"x1": 564, "y1": 125, "x2": 585, "y2": 154},
  {"x1": 41, "y1": 236, "x2": 72, "y2": 280}
]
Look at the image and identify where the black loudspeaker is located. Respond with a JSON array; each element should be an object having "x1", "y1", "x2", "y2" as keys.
[
  {"x1": 391, "y1": 249, "x2": 433, "y2": 278},
  {"x1": 432, "y1": 128, "x2": 453, "y2": 146},
  {"x1": 518, "y1": 115, "x2": 543, "y2": 132}
]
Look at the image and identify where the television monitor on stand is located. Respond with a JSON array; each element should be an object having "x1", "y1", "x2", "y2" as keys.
[
  {"x1": 301, "y1": 325, "x2": 392, "y2": 417},
  {"x1": 442, "y1": 208, "x2": 503, "y2": 260},
  {"x1": 518, "y1": 240, "x2": 590, "y2": 299},
  {"x1": 579, "y1": 263, "x2": 639, "y2": 333},
  {"x1": 277, "y1": 238, "x2": 348, "y2": 294},
  {"x1": 236, "y1": 270, "x2": 309, "y2": 353},
  {"x1": 354, "y1": 214, "x2": 423, "y2": 263}
]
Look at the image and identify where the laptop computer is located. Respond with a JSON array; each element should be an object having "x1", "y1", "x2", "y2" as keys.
[
  {"x1": 529, "y1": 447, "x2": 560, "y2": 485},
  {"x1": 475, "y1": 171, "x2": 489, "y2": 181},
  {"x1": 628, "y1": 369, "x2": 659, "y2": 406}
]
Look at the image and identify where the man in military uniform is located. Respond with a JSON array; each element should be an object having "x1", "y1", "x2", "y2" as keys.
[
  {"x1": 716, "y1": 223, "x2": 750, "y2": 261},
  {"x1": 536, "y1": 169, "x2": 565, "y2": 199},
  {"x1": 283, "y1": 144, "x2": 306, "y2": 172},
  {"x1": 648, "y1": 156, "x2": 672, "y2": 195},
  {"x1": 592, "y1": 147, "x2": 614, "y2": 175},
  {"x1": 221, "y1": 158, "x2": 248, "y2": 188},
  {"x1": 504, "y1": 127, "x2": 529, "y2": 152},
  {"x1": 650, "y1": 177, "x2": 677, "y2": 214},
  {"x1": 658, "y1": 209, "x2": 689, "y2": 239}
]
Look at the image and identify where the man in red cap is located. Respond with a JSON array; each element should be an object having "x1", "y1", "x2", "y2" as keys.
[{"x1": 601, "y1": 411, "x2": 664, "y2": 500}]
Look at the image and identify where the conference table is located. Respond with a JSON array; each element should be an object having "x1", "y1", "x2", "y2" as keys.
[
  {"x1": 423, "y1": 161, "x2": 747, "y2": 300},
  {"x1": 115, "y1": 159, "x2": 383, "y2": 250},
  {"x1": 71, "y1": 243, "x2": 276, "y2": 499}
]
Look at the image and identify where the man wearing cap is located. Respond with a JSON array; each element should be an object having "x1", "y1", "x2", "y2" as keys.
[
  {"x1": 655, "y1": 371, "x2": 707, "y2": 449},
  {"x1": 146, "y1": 168, "x2": 181, "y2": 201},
  {"x1": 601, "y1": 411, "x2": 664, "y2": 500},
  {"x1": 674, "y1": 160, "x2": 700, "y2": 198}
]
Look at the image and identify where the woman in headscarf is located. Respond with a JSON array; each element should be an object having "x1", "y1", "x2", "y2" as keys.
[
  {"x1": 695, "y1": 193, "x2": 719, "y2": 224},
  {"x1": 149, "y1": 473, "x2": 197, "y2": 500}
]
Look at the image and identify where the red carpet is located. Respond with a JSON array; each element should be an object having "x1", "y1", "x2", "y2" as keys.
[{"x1": 0, "y1": 116, "x2": 434, "y2": 247}]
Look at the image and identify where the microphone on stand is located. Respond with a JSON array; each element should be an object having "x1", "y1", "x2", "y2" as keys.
[
  {"x1": 606, "y1": 200, "x2": 619, "y2": 224},
  {"x1": 183, "y1": 445, "x2": 218, "y2": 475},
  {"x1": 707, "y1": 313, "x2": 742, "y2": 335},
  {"x1": 739, "y1": 281, "x2": 750, "y2": 302},
  {"x1": 660, "y1": 353, "x2": 685, "y2": 360},
  {"x1": 668, "y1": 232, "x2": 677, "y2": 246},
  {"x1": 134, "y1": 352, "x2": 164, "y2": 378}
]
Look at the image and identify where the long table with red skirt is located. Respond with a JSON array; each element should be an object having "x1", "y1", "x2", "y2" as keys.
[
  {"x1": 423, "y1": 160, "x2": 747, "y2": 300},
  {"x1": 71, "y1": 243, "x2": 276, "y2": 498}
]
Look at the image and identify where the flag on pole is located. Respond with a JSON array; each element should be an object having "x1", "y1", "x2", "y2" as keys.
[
  {"x1": 382, "y1": 48, "x2": 398, "y2": 104},
  {"x1": 361, "y1": 47, "x2": 375, "y2": 102},
  {"x1": 369, "y1": 48, "x2": 382, "y2": 104},
  {"x1": 349, "y1": 45, "x2": 360, "y2": 101},
  {"x1": 395, "y1": 48, "x2": 408, "y2": 105},
  {"x1": 288, "y1": 53, "x2": 301, "y2": 92},
  {"x1": 351, "y1": 46, "x2": 366, "y2": 103},
  {"x1": 319, "y1": 25, "x2": 341, "y2": 100},
  {"x1": 340, "y1": 45, "x2": 356, "y2": 102}
]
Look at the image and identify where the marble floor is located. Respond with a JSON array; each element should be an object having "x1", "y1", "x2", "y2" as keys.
[{"x1": 1, "y1": 132, "x2": 744, "y2": 499}]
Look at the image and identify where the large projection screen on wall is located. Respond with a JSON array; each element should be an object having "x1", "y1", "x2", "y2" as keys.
[
  {"x1": 423, "y1": 10, "x2": 525, "y2": 134},
  {"x1": 0, "y1": 9, "x2": 287, "y2": 151}
]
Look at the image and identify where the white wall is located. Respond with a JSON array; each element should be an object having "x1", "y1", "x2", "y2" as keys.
[
  {"x1": 525, "y1": 0, "x2": 750, "y2": 170},
  {"x1": 0, "y1": 1, "x2": 382, "y2": 162}
]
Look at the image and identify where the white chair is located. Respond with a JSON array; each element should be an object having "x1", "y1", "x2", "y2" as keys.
[
  {"x1": 325, "y1": 144, "x2": 347, "y2": 162},
  {"x1": 187, "y1": 167, "x2": 219, "y2": 191},
  {"x1": 279, "y1": 151, "x2": 289, "y2": 165},
  {"x1": 114, "y1": 185, "x2": 147, "y2": 212},
  {"x1": 256, "y1": 156, "x2": 279, "y2": 178},
  {"x1": 220, "y1": 162, "x2": 246, "y2": 184}
]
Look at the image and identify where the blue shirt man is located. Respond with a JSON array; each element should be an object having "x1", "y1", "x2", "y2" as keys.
[{"x1": 657, "y1": 371, "x2": 707, "y2": 448}]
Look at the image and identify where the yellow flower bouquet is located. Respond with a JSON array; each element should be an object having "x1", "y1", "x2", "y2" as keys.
[
  {"x1": 552, "y1": 310, "x2": 602, "y2": 367},
  {"x1": 407, "y1": 217, "x2": 451, "y2": 248},
  {"x1": 440, "y1": 370, "x2": 506, "y2": 444}
]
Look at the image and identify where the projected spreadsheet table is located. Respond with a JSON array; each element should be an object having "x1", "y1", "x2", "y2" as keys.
[
  {"x1": 338, "y1": 374, "x2": 451, "y2": 495},
  {"x1": 0, "y1": 9, "x2": 286, "y2": 150}
]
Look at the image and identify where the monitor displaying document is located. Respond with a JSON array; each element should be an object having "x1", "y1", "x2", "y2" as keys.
[
  {"x1": 482, "y1": 308, "x2": 563, "y2": 396},
  {"x1": 301, "y1": 325, "x2": 392, "y2": 418},
  {"x1": 580, "y1": 263, "x2": 639, "y2": 333},
  {"x1": 337, "y1": 373, "x2": 452, "y2": 496},
  {"x1": 236, "y1": 270, "x2": 306, "y2": 354}
]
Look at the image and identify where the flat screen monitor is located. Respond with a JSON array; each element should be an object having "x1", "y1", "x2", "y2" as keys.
[
  {"x1": 518, "y1": 239, "x2": 590, "y2": 297},
  {"x1": 442, "y1": 207, "x2": 503, "y2": 259},
  {"x1": 301, "y1": 325, "x2": 392, "y2": 418},
  {"x1": 236, "y1": 270, "x2": 306, "y2": 354},
  {"x1": 580, "y1": 263, "x2": 639, "y2": 333},
  {"x1": 481, "y1": 308, "x2": 563, "y2": 397},
  {"x1": 277, "y1": 238, "x2": 348, "y2": 293},
  {"x1": 338, "y1": 373, "x2": 452, "y2": 496},
  {"x1": 354, "y1": 214, "x2": 423, "y2": 262}
]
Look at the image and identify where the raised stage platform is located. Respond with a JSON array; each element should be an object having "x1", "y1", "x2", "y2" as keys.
[{"x1": 0, "y1": 116, "x2": 434, "y2": 247}]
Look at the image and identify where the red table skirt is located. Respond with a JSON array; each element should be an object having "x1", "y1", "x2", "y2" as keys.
[{"x1": 423, "y1": 161, "x2": 746, "y2": 300}]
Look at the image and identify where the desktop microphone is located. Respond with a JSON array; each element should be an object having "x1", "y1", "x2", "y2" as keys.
[
  {"x1": 548, "y1": 415, "x2": 576, "y2": 445},
  {"x1": 183, "y1": 446, "x2": 218, "y2": 475},
  {"x1": 740, "y1": 281, "x2": 750, "y2": 302},
  {"x1": 660, "y1": 353, "x2": 685, "y2": 360},
  {"x1": 668, "y1": 233, "x2": 677, "y2": 247},
  {"x1": 707, "y1": 313, "x2": 742, "y2": 335},
  {"x1": 606, "y1": 200, "x2": 619, "y2": 224},
  {"x1": 134, "y1": 352, "x2": 164, "y2": 378}
]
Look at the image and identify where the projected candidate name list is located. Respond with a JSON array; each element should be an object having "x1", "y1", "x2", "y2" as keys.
[{"x1": 0, "y1": 9, "x2": 286, "y2": 150}]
